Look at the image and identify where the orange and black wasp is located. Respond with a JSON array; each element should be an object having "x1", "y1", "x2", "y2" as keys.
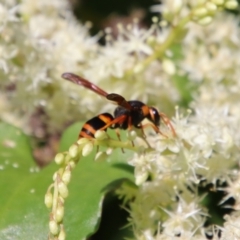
[{"x1": 62, "y1": 72, "x2": 176, "y2": 141}]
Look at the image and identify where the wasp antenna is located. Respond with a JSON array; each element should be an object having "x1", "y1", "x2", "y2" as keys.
[{"x1": 61, "y1": 72, "x2": 71, "y2": 79}]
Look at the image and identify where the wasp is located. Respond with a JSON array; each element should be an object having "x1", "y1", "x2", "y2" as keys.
[{"x1": 62, "y1": 72, "x2": 176, "y2": 142}]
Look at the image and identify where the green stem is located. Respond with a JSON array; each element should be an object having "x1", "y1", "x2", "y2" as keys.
[
  {"x1": 52, "y1": 176, "x2": 59, "y2": 213},
  {"x1": 125, "y1": 14, "x2": 192, "y2": 77},
  {"x1": 94, "y1": 138, "x2": 140, "y2": 151}
]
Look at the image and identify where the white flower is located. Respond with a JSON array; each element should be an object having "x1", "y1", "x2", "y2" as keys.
[
  {"x1": 150, "y1": 0, "x2": 183, "y2": 14},
  {"x1": 129, "y1": 153, "x2": 154, "y2": 185},
  {"x1": 218, "y1": 174, "x2": 240, "y2": 206},
  {"x1": 116, "y1": 21, "x2": 156, "y2": 56},
  {"x1": 85, "y1": 43, "x2": 133, "y2": 80},
  {"x1": 20, "y1": 0, "x2": 69, "y2": 16},
  {"x1": 162, "y1": 58, "x2": 176, "y2": 75},
  {"x1": 0, "y1": 3, "x2": 19, "y2": 31},
  {"x1": 220, "y1": 213, "x2": 240, "y2": 240},
  {"x1": 162, "y1": 197, "x2": 205, "y2": 237},
  {"x1": 155, "y1": 136, "x2": 180, "y2": 153}
]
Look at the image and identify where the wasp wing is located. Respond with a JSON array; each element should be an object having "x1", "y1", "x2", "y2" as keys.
[
  {"x1": 62, "y1": 72, "x2": 132, "y2": 110},
  {"x1": 62, "y1": 72, "x2": 108, "y2": 97},
  {"x1": 106, "y1": 93, "x2": 132, "y2": 110}
]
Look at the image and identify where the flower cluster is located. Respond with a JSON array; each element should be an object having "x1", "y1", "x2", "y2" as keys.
[
  {"x1": 0, "y1": 0, "x2": 100, "y2": 132},
  {"x1": 114, "y1": 0, "x2": 240, "y2": 238},
  {"x1": 47, "y1": 103, "x2": 240, "y2": 239},
  {"x1": 45, "y1": 130, "x2": 139, "y2": 239},
  {"x1": 124, "y1": 104, "x2": 240, "y2": 238},
  {"x1": 5, "y1": 0, "x2": 239, "y2": 133}
]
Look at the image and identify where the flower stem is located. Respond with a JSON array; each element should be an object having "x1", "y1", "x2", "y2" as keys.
[{"x1": 125, "y1": 14, "x2": 192, "y2": 77}]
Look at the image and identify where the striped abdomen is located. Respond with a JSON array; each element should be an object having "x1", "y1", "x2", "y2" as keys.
[{"x1": 79, "y1": 113, "x2": 114, "y2": 138}]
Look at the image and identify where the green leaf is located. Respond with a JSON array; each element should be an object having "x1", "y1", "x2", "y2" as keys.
[
  {"x1": 0, "y1": 121, "x2": 135, "y2": 239},
  {"x1": 0, "y1": 122, "x2": 56, "y2": 240},
  {"x1": 89, "y1": 191, "x2": 134, "y2": 240},
  {"x1": 59, "y1": 122, "x2": 135, "y2": 239}
]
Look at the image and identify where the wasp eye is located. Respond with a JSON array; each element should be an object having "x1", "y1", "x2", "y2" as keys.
[{"x1": 150, "y1": 107, "x2": 160, "y2": 126}]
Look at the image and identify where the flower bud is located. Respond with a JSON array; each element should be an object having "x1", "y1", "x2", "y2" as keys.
[
  {"x1": 77, "y1": 138, "x2": 89, "y2": 145},
  {"x1": 211, "y1": 0, "x2": 224, "y2": 5},
  {"x1": 127, "y1": 130, "x2": 137, "y2": 141},
  {"x1": 225, "y1": 0, "x2": 238, "y2": 9},
  {"x1": 136, "y1": 172, "x2": 148, "y2": 186},
  {"x1": 82, "y1": 142, "x2": 94, "y2": 156},
  {"x1": 58, "y1": 181, "x2": 69, "y2": 198},
  {"x1": 172, "y1": 0, "x2": 182, "y2": 12},
  {"x1": 206, "y1": 2, "x2": 217, "y2": 11},
  {"x1": 62, "y1": 169, "x2": 71, "y2": 185},
  {"x1": 53, "y1": 170, "x2": 63, "y2": 181},
  {"x1": 197, "y1": 16, "x2": 213, "y2": 25},
  {"x1": 49, "y1": 220, "x2": 59, "y2": 235},
  {"x1": 69, "y1": 161, "x2": 76, "y2": 169},
  {"x1": 94, "y1": 130, "x2": 108, "y2": 140},
  {"x1": 146, "y1": 35, "x2": 156, "y2": 45},
  {"x1": 133, "y1": 63, "x2": 144, "y2": 74},
  {"x1": 162, "y1": 59, "x2": 176, "y2": 75},
  {"x1": 53, "y1": 172, "x2": 57, "y2": 181},
  {"x1": 69, "y1": 144, "x2": 79, "y2": 158},
  {"x1": 159, "y1": 20, "x2": 168, "y2": 27},
  {"x1": 44, "y1": 192, "x2": 53, "y2": 208},
  {"x1": 151, "y1": 16, "x2": 158, "y2": 23},
  {"x1": 55, "y1": 205, "x2": 64, "y2": 223},
  {"x1": 58, "y1": 225, "x2": 66, "y2": 240},
  {"x1": 55, "y1": 153, "x2": 65, "y2": 165},
  {"x1": 94, "y1": 151, "x2": 108, "y2": 162},
  {"x1": 106, "y1": 148, "x2": 113, "y2": 155},
  {"x1": 59, "y1": 196, "x2": 65, "y2": 204},
  {"x1": 193, "y1": 7, "x2": 208, "y2": 17}
]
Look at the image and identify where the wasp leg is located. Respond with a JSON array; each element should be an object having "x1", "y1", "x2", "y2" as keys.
[
  {"x1": 96, "y1": 145, "x2": 99, "y2": 153},
  {"x1": 137, "y1": 123, "x2": 151, "y2": 148},
  {"x1": 127, "y1": 117, "x2": 135, "y2": 147},
  {"x1": 100, "y1": 115, "x2": 127, "y2": 153},
  {"x1": 159, "y1": 112, "x2": 176, "y2": 137},
  {"x1": 115, "y1": 128, "x2": 125, "y2": 153},
  {"x1": 100, "y1": 115, "x2": 127, "y2": 131},
  {"x1": 141, "y1": 123, "x2": 168, "y2": 138}
]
